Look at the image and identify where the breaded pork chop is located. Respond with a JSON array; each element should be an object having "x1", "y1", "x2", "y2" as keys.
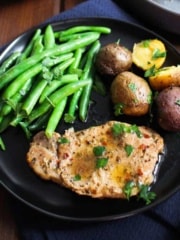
[{"x1": 27, "y1": 121, "x2": 164, "y2": 199}]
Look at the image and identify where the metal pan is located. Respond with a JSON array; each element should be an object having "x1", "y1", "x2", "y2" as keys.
[{"x1": 0, "y1": 18, "x2": 179, "y2": 221}]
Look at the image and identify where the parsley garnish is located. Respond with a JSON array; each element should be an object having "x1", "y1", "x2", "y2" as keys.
[
  {"x1": 152, "y1": 49, "x2": 166, "y2": 59},
  {"x1": 64, "y1": 113, "x2": 76, "y2": 123},
  {"x1": 144, "y1": 65, "x2": 156, "y2": 77},
  {"x1": 114, "y1": 103, "x2": 124, "y2": 116},
  {"x1": 147, "y1": 92, "x2": 153, "y2": 104},
  {"x1": 175, "y1": 99, "x2": 180, "y2": 106},
  {"x1": 123, "y1": 181, "x2": 156, "y2": 204},
  {"x1": 125, "y1": 144, "x2": 134, "y2": 156},
  {"x1": 130, "y1": 124, "x2": 142, "y2": 138},
  {"x1": 112, "y1": 123, "x2": 126, "y2": 136},
  {"x1": 112, "y1": 123, "x2": 142, "y2": 138},
  {"x1": 93, "y1": 146, "x2": 108, "y2": 169},
  {"x1": 73, "y1": 174, "x2": 81, "y2": 181},
  {"x1": 93, "y1": 146, "x2": 106, "y2": 156},
  {"x1": 138, "y1": 184, "x2": 156, "y2": 205},
  {"x1": 123, "y1": 180, "x2": 136, "y2": 200},
  {"x1": 96, "y1": 157, "x2": 108, "y2": 169},
  {"x1": 128, "y1": 83, "x2": 137, "y2": 92},
  {"x1": 58, "y1": 137, "x2": 70, "y2": 144},
  {"x1": 142, "y1": 40, "x2": 150, "y2": 48}
]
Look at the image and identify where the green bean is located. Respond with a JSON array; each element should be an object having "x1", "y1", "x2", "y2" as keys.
[
  {"x1": 66, "y1": 40, "x2": 101, "y2": 121},
  {"x1": 30, "y1": 35, "x2": 44, "y2": 55},
  {"x1": 28, "y1": 79, "x2": 90, "y2": 122},
  {"x1": 39, "y1": 74, "x2": 78, "y2": 103},
  {"x1": 0, "y1": 113, "x2": 13, "y2": 133},
  {"x1": 44, "y1": 24, "x2": 55, "y2": 49},
  {"x1": 0, "y1": 32, "x2": 100, "y2": 90},
  {"x1": 53, "y1": 57, "x2": 75, "y2": 78},
  {"x1": 92, "y1": 74, "x2": 107, "y2": 96},
  {"x1": 17, "y1": 29, "x2": 41, "y2": 63},
  {"x1": 2, "y1": 63, "x2": 42, "y2": 100},
  {"x1": 0, "y1": 78, "x2": 33, "y2": 116},
  {"x1": 10, "y1": 114, "x2": 24, "y2": 127},
  {"x1": 41, "y1": 55, "x2": 75, "y2": 82},
  {"x1": 64, "y1": 92, "x2": 80, "y2": 123},
  {"x1": 65, "y1": 47, "x2": 89, "y2": 119},
  {"x1": 0, "y1": 135, "x2": 5, "y2": 151},
  {"x1": 58, "y1": 26, "x2": 111, "y2": 37},
  {"x1": 59, "y1": 32, "x2": 95, "y2": 42},
  {"x1": 42, "y1": 53, "x2": 73, "y2": 67},
  {"x1": 79, "y1": 40, "x2": 101, "y2": 121},
  {"x1": 2, "y1": 53, "x2": 73, "y2": 101},
  {"x1": 28, "y1": 109, "x2": 52, "y2": 132},
  {"x1": 21, "y1": 78, "x2": 48, "y2": 115},
  {"x1": 18, "y1": 121, "x2": 32, "y2": 139},
  {"x1": 45, "y1": 97, "x2": 67, "y2": 138},
  {"x1": 79, "y1": 77, "x2": 93, "y2": 121},
  {"x1": 0, "y1": 51, "x2": 21, "y2": 75},
  {"x1": 68, "y1": 47, "x2": 85, "y2": 74}
]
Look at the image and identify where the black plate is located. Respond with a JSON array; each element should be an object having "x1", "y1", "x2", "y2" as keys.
[
  {"x1": 0, "y1": 18, "x2": 180, "y2": 221},
  {"x1": 119, "y1": 0, "x2": 180, "y2": 35}
]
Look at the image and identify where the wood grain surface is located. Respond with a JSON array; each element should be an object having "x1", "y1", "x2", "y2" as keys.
[{"x1": 0, "y1": 1, "x2": 83, "y2": 239}]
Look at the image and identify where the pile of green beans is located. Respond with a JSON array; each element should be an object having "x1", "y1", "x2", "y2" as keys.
[{"x1": 0, "y1": 24, "x2": 111, "y2": 148}]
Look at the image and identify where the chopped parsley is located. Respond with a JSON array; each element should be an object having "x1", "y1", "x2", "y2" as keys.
[
  {"x1": 64, "y1": 113, "x2": 76, "y2": 123},
  {"x1": 123, "y1": 181, "x2": 156, "y2": 204},
  {"x1": 152, "y1": 49, "x2": 166, "y2": 59},
  {"x1": 96, "y1": 157, "x2": 108, "y2": 169},
  {"x1": 123, "y1": 180, "x2": 136, "y2": 200},
  {"x1": 142, "y1": 40, "x2": 150, "y2": 48},
  {"x1": 93, "y1": 146, "x2": 106, "y2": 156},
  {"x1": 93, "y1": 146, "x2": 108, "y2": 169},
  {"x1": 138, "y1": 184, "x2": 156, "y2": 205},
  {"x1": 144, "y1": 65, "x2": 156, "y2": 77},
  {"x1": 114, "y1": 103, "x2": 124, "y2": 116},
  {"x1": 58, "y1": 137, "x2": 70, "y2": 144},
  {"x1": 147, "y1": 92, "x2": 153, "y2": 104},
  {"x1": 125, "y1": 144, "x2": 134, "y2": 156},
  {"x1": 112, "y1": 123, "x2": 142, "y2": 138},
  {"x1": 128, "y1": 82, "x2": 137, "y2": 92},
  {"x1": 175, "y1": 99, "x2": 180, "y2": 106},
  {"x1": 73, "y1": 174, "x2": 81, "y2": 181}
]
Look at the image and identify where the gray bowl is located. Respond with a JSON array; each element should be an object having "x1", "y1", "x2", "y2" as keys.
[{"x1": 119, "y1": 0, "x2": 180, "y2": 35}]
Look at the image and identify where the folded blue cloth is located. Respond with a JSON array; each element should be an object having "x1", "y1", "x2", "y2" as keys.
[{"x1": 1, "y1": 0, "x2": 179, "y2": 239}]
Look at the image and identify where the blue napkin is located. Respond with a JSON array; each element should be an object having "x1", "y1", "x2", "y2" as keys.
[{"x1": 1, "y1": 0, "x2": 179, "y2": 239}]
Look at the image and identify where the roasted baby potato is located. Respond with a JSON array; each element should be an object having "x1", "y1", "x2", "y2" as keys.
[
  {"x1": 95, "y1": 42, "x2": 132, "y2": 76},
  {"x1": 156, "y1": 86, "x2": 180, "y2": 132},
  {"x1": 132, "y1": 39, "x2": 166, "y2": 70},
  {"x1": 149, "y1": 65, "x2": 180, "y2": 90},
  {"x1": 111, "y1": 71, "x2": 152, "y2": 116}
]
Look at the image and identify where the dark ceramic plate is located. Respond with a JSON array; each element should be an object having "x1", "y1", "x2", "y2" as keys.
[
  {"x1": 119, "y1": 0, "x2": 180, "y2": 35},
  {"x1": 0, "y1": 18, "x2": 179, "y2": 221}
]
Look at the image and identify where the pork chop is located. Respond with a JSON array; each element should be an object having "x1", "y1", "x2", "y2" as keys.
[{"x1": 27, "y1": 121, "x2": 164, "y2": 199}]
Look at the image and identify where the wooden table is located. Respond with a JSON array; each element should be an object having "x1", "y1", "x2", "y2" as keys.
[
  {"x1": 0, "y1": 1, "x2": 179, "y2": 240},
  {"x1": 0, "y1": 1, "x2": 84, "y2": 239}
]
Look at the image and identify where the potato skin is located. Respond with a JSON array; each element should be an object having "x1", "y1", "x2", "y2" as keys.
[
  {"x1": 111, "y1": 71, "x2": 152, "y2": 116},
  {"x1": 156, "y1": 86, "x2": 180, "y2": 132},
  {"x1": 95, "y1": 43, "x2": 132, "y2": 76}
]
